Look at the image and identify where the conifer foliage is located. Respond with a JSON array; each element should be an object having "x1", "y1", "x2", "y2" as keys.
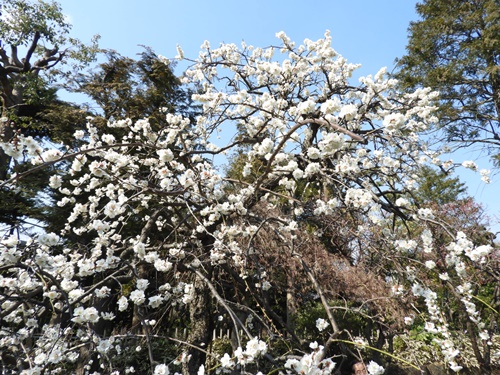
[{"x1": 395, "y1": 0, "x2": 500, "y2": 161}]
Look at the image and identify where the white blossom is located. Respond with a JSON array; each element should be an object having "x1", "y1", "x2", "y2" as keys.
[
  {"x1": 154, "y1": 364, "x2": 170, "y2": 375},
  {"x1": 136, "y1": 278, "x2": 149, "y2": 290},
  {"x1": 149, "y1": 295, "x2": 164, "y2": 308},
  {"x1": 366, "y1": 360, "x2": 385, "y2": 375},
  {"x1": 425, "y1": 260, "x2": 436, "y2": 269},
  {"x1": 316, "y1": 318, "x2": 330, "y2": 332},
  {"x1": 130, "y1": 290, "x2": 146, "y2": 305},
  {"x1": 480, "y1": 169, "x2": 491, "y2": 183},
  {"x1": 339, "y1": 103, "x2": 357, "y2": 120},
  {"x1": 118, "y1": 296, "x2": 129, "y2": 311},
  {"x1": 72, "y1": 307, "x2": 100, "y2": 323},
  {"x1": 49, "y1": 175, "x2": 63, "y2": 189},
  {"x1": 461, "y1": 160, "x2": 477, "y2": 170}
]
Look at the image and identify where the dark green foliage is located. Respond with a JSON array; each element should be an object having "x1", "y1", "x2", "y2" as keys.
[
  {"x1": 69, "y1": 47, "x2": 195, "y2": 127},
  {"x1": 0, "y1": 0, "x2": 98, "y2": 233},
  {"x1": 394, "y1": 0, "x2": 500, "y2": 161},
  {"x1": 412, "y1": 165, "x2": 467, "y2": 205},
  {"x1": 10, "y1": 72, "x2": 89, "y2": 144},
  {"x1": 0, "y1": 157, "x2": 55, "y2": 234}
]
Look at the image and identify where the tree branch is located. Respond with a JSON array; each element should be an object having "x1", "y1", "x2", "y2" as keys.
[{"x1": 24, "y1": 31, "x2": 41, "y2": 71}]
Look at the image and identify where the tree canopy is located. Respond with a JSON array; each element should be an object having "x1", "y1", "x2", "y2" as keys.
[
  {"x1": 394, "y1": 0, "x2": 500, "y2": 163},
  {"x1": 0, "y1": 0, "x2": 99, "y2": 179}
]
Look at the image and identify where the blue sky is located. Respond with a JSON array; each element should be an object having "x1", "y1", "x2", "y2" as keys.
[
  {"x1": 59, "y1": 1, "x2": 417, "y2": 76},
  {"x1": 57, "y1": 0, "x2": 499, "y2": 235}
]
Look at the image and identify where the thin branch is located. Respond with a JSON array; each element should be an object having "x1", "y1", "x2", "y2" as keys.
[
  {"x1": 296, "y1": 118, "x2": 366, "y2": 143},
  {"x1": 296, "y1": 256, "x2": 341, "y2": 335}
]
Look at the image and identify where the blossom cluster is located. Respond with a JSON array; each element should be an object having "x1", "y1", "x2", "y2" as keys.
[
  {"x1": 284, "y1": 342, "x2": 336, "y2": 375},
  {"x1": 0, "y1": 31, "x2": 495, "y2": 374}
]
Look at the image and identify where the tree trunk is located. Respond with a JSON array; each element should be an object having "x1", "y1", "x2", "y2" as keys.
[
  {"x1": 182, "y1": 273, "x2": 212, "y2": 375},
  {"x1": 0, "y1": 117, "x2": 14, "y2": 180},
  {"x1": 0, "y1": 83, "x2": 24, "y2": 180}
]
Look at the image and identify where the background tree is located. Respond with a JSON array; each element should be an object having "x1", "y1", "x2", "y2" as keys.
[
  {"x1": 411, "y1": 165, "x2": 468, "y2": 205},
  {"x1": 394, "y1": 0, "x2": 500, "y2": 163},
  {"x1": 67, "y1": 47, "x2": 194, "y2": 126},
  {"x1": 0, "y1": 0, "x2": 98, "y2": 235}
]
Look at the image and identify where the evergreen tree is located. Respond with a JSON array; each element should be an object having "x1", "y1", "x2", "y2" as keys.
[
  {"x1": 413, "y1": 165, "x2": 468, "y2": 205},
  {"x1": 394, "y1": 0, "x2": 500, "y2": 163},
  {"x1": 68, "y1": 48, "x2": 194, "y2": 126}
]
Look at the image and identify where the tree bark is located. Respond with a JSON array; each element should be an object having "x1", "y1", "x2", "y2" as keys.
[
  {"x1": 0, "y1": 72, "x2": 24, "y2": 180},
  {"x1": 182, "y1": 273, "x2": 212, "y2": 375}
]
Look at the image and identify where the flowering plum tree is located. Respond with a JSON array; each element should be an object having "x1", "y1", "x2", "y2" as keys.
[{"x1": 0, "y1": 31, "x2": 498, "y2": 374}]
